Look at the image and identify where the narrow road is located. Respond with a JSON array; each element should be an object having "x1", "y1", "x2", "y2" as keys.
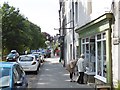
[{"x1": 26, "y1": 57, "x2": 94, "y2": 89}]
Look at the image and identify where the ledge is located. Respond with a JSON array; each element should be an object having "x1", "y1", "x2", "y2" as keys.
[
  {"x1": 85, "y1": 72, "x2": 95, "y2": 75},
  {"x1": 94, "y1": 75, "x2": 107, "y2": 83}
]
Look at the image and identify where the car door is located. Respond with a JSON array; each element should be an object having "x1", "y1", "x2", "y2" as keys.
[
  {"x1": 15, "y1": 64, "x2": 28, "y2": 88},
  {"x1": 13, "y1": 66, "x2": 20, "y2": 88},
  {"x1": 13, "y1": 65, "x2": 28, "y2": 88}
]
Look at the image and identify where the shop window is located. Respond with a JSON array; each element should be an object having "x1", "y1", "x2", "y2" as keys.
[
  {"x1": 81, "y1": 37, "x2": 95, "y2": 72},
  {"x1": 103, "y1": 41, "x2": 106, "y2": 77},
  {"x1": 86, "y1": 44, "x2": 89, "y2": 61},
  {"x1": 97, "y1": 41, "x2": 102, "y2": 76},
  {"x1": 82, "y1": 39, "x2": 85, "y2": 43},
  {"x1": 97, "y1": 34, "x2": 101, "y2": 40},
  {"x1": 86, "y1": 38, "x2": 89, "y2": 42},
  {"x1": 90, "y1": 40, "x2": 95, "y2": 72},
  {"x1": 96, "y1": 33, "x2": 106, "y2": 78},
  {"x1": 102, "y1": 33, "x2": 106, "y2": 39}
]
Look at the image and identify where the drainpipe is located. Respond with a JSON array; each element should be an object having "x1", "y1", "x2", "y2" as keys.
[{"x1": 72, "y1": 1, "x2": 75, "y2": 60}]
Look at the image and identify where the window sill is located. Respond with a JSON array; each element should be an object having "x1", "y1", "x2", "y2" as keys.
[
  {"x1": 94, "y1": 75, "x2": 107, "y2": 83},
  {"x1": 85, "y1": 71, "x2": 95, "y2": 75}
]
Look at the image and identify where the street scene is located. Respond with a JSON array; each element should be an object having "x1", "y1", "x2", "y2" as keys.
[
  {"x1": 27, "y1": 56, "x2": 93, "y2": 88},
  {"x1": 1, "y1": 0, "x2": 120, "y2": 90}
]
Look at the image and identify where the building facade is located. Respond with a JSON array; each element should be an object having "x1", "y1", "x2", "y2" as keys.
[{"x1": 59, "y1": 0, "x2": 120, "y2": 88}]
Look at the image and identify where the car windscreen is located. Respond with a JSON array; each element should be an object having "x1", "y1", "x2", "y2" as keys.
[
  {"x1": 19, "y1": 56, "x2": 33, "y2": 61},
  {"x1": 0, "y1": 67, "x2": 10, "y2": 88},
  {"x1": 7, "y1": 53, "x2": 15, "y2": 57}
]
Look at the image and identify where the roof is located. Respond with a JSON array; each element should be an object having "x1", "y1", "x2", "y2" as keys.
[
  {"x1": 0, "y1": 62, "x2": 17, "y2": 68},
  {"x1": 20, "y1": 54, "x2": 35, "y2": 57},
  {"x1": 11, "y1": 50, "x2": 17, "y2": 53}
]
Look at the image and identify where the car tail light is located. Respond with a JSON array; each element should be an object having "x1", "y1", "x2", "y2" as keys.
[{"x1": 32, "y1": 62, "x2": 36, "y2": 65}]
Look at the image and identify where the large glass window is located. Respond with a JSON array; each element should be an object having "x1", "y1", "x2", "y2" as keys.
[
  {"x1": 103, "y1": 40, "x2": 106, "y2": 77},
  {"x1": 96, "y1": 32, "x2": 106, "y2": 78},
  {"x1": 81, "y1": 37, "x2": 95, "y2": 72},
  {"x1": 90, "y1": 37, "x2": 95, "y2": 72},
  {"x1": 0, "y1": 68, "x2": 10, "y2": 88},
  {"x1": 97, "y1": 41, "x2": 102, "y2": 76}
]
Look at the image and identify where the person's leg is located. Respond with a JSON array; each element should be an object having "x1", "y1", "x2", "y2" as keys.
[
  {"x1": 77, "y1": 72, "x2": 80, "y2": 83},
  {"x1": 81, "y1": 72, "x2": 84, "y2": 84},
  {"x1": 70, "y1": 72, "x2": 73, "y2": 82}
]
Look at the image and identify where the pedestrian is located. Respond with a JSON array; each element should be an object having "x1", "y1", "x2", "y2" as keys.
[
  {"x1": 76, "y1": 54, "x2": 86, "y2": 84},
  {"x1": 66, "y1": 59, "x2": 77, "y2": 82}
]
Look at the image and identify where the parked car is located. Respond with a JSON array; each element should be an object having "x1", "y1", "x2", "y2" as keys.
[
  {"x1": 32, "y1": 52, "x2": 41, "y2": 56},
  {"x1": 32, "y1": 53, "x2": 41, "y2": 65},
  {"x1": 32, "y1": 52, "x2": 44, "y2": 63},
  {"x1": 0, "y1": 62, "x2": 28, "y2": 89},
  {"x1": 17, "y1": 54, "x2": 40, "y2": 74},
  {"x1": 6, "y1": 50, "x2": 19, "y2": 62}
]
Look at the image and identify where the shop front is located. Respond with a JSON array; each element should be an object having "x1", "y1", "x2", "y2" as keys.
[{"x1": 75, "y1": 13, "x2": 114, "y2": 86}]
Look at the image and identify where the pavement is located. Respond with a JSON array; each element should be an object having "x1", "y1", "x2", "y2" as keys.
[{"x1": 27, "y1": 56, "x2": 95, "y2": 89}]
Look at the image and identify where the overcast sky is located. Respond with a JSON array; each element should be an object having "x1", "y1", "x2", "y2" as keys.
[{"x1": 0, "y1": 0, "x2": 59, "y2": 36}]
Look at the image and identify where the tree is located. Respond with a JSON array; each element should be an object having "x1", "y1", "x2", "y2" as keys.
[{"x1": 1, "y1": 3, "x2": 46, "y2": 55}]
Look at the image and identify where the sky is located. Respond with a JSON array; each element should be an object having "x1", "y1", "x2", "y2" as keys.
[{"x1": 0, "y1": 0, "x2": 59, "y2": 36}]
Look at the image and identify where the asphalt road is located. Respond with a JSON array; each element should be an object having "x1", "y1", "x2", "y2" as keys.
[{"x1": 26, "y1": 57, "x2": 94, "y2": 89}]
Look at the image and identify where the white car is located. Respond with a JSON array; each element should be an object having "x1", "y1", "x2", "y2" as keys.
[{"x1": 17, "y1": 54, "x2": 40, "y2": 74}]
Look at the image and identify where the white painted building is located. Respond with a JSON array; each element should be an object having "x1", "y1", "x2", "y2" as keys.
[{"x1": 60, "y1": 0, "x2": 120, "y2": 88}]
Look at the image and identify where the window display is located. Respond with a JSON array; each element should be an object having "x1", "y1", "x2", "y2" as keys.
[
  {"x1": 103, "y1": 39, "x2": 106, "y2": 77},
  {"x1": 96, "y1": 32, "x2": 106, "y2": 78},
  {"x1": 90, "y1": 41, "x2": 95, "y2": 72},
  {"x1": 81, "y1": 37, "x2": 95, "y2": 73},
  {"x1": 81, "y1": 32, "x2": 106, "y2": 78},
  {"x1": 97, "y1": 41, "x2": 102, "y2": 76}
]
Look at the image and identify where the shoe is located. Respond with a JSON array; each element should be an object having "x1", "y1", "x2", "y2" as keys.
[
  {"x1": 70, "y1": 79, "x2": 73, "y2": 82},
  {"x1": 70, "y1": 80, "x2": 73, "y2": 82}
]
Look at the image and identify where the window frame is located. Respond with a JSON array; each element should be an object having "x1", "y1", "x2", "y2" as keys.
[{"x1": 95, "y1": 32, "x2": 106, "y2": 82}]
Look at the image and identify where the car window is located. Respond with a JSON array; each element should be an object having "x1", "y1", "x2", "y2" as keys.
[
  {"x1": 19, "y1": 56, "x2": 33, "y2": 61},
  {"x1": 11, "y1": 52, "x2": 16, "y2": 54},
  {"x1": 0, "y1": 68, "x2": 10, "y2": 88},
  {"x1": 8, "y1": 53, "x2": 14, "y2": 56}
]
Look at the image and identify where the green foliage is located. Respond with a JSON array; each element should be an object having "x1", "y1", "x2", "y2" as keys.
[{"x1": 1, "y1": 2, "x2": 46, "y2": 55}]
